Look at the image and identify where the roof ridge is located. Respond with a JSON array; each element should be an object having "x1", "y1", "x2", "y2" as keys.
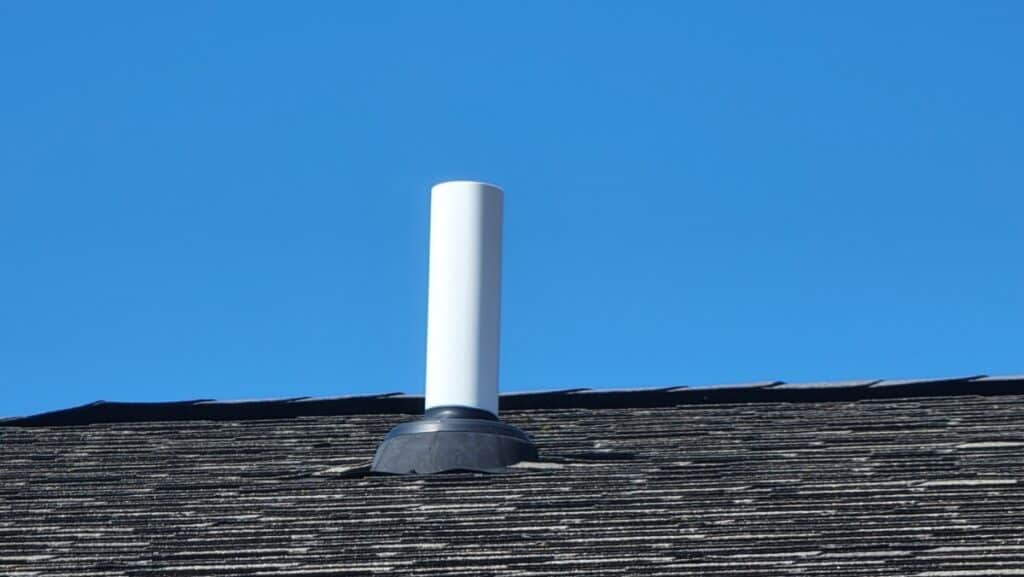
[{"x1": 3, "y1": 374, "x2": 1022, "y2": 427}]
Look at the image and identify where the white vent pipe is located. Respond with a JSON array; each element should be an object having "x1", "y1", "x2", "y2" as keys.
[{"x1": 424, "y1": 181, "x2": 504, "y2": 416}]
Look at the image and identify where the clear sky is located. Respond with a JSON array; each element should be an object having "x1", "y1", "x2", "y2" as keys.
[{"x1": 2, "y1": 2, "x2": 1022, "y2": 417}]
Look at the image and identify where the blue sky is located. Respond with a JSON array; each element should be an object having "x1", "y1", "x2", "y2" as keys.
[{"x1": 2, "y1": 2, "x2": 1022, "y2": 417}]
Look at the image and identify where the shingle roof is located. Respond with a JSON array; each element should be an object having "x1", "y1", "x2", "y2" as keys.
[{"x1": 2, "y1": 375, "x2": 1024, "y2": 576}]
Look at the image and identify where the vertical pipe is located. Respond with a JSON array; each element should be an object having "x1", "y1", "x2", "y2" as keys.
[{"x1": 424, "y1": 181, "x2": 503, "y2": 416}]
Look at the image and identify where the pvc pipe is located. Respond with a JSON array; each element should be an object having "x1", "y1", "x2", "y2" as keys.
[{"x1": 424, "y1": 181, "x2": 503, "y2": 416}]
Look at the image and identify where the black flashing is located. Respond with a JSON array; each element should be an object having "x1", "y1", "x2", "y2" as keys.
[
  {"x1": 370, "y1": 405, "x2": 538, "y2": 474},
  {"x1": 2, "y1": 375, "x2": 1022, "y2": 427}
]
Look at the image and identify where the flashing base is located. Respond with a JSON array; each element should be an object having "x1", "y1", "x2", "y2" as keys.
[{"x1": 369, "y1": 406, "x2": 538, "y2": 474}]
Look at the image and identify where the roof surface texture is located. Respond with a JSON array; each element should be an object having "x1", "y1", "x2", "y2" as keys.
[{"x1": 2, "y1": 376, "x2": 1024, "y2": 576}]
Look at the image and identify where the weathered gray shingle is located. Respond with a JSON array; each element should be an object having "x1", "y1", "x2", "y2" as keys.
[{"x1": 2, "y1": 380, "x2": 1023, "y2": 576}]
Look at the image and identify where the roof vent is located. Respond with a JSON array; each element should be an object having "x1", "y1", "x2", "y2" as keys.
[{"x1": 370, "y1": 181, "x2": 538, "y2": 474}]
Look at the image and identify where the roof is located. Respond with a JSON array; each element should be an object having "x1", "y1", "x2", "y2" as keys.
[
  {"x1": 3, "y1": 375, "x2": 1024, "y2": 576},
  {"x1": 5, "y1": 374, "x2": 1022, "y2": 427}
]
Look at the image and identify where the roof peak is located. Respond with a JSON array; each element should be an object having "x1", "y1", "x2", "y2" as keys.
[{"x1": 4, "y1": 374, "x2": 1023, "y2": 428}]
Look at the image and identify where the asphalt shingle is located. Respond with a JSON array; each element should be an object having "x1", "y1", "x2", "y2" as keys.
[{"x1": 2, "y1": 378, "x2": 1023, "y2": 576}]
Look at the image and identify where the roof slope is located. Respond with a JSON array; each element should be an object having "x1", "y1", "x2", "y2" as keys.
[{"x1": 2, "y1": 379, "x2": 1024, "y2": 576}]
